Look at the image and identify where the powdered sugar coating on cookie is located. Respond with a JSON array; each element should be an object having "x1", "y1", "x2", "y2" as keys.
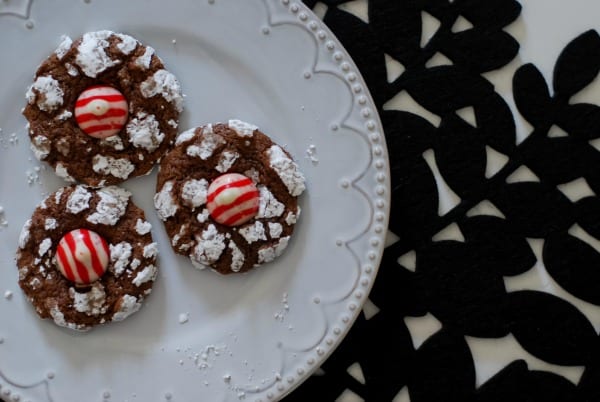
[
  {"x1": 86, "y1": 186, "x2": 130, "y2": 226},
  {"x1": 126, "y1": 112, "x2": 165, "y2": 152},
  {"x1": 115, "y1": 34, "x2": 138, "y2": 55},
  {"x1": 215, "y1": 151, "x2": 240, "y2": 173},
  {"x1": 228, "y1": 119, "x2": 258, "y2": 137},
  {"x1": 135, "y1": 46, "x2": 155, "y2": 69},
  {"x1": 38, "y1": 238, "x2": 52, "y2": 257},
  {"x1": 143, "y1": 243, "x2": 159, "y2": 259},
  {"x1": 257, "y1": 186, "x2": 285, "y2": 218},
  {"x1": 26, "y1": 76, "x2": 64, "y2": 112},
  {"x1": 100, "y1": 135, "x2": 125, "y2": 151},
  {"x1": 257, "y1": 236, "x2": 290, "y2": 264},
  {"x1": 70, "y1": 283, "x2": 107, "y2": 316},
  {"x1": 110, "y1": 242, "x2": 132, "y2": 276},
  {"x1": 228, "y1": 241, "x2": 245, "y2": 272},
  {"x1": 45, "y1": 218, "x2": 58, "y2": 231},
  {"x1": 92, "y1": 155, "x2": 135, "y2": 180},
  {"x1": 238, "y1": 221, "x2": 267, "y2": 244},
  {"x1": 285, "y1": 208, "x2": 300, "y2": 225},
  {"x1": 112, "y1": 294, "x2": 141, "y2": 322},
  {"x1": 154, "y1": 181, "x2": 178, "y2": 220},
  {"x1": 65, "y1": 63, "x2": 79, "y2": 77},
  {"x1": 187, "y1": 132, "x2": 225, "y2": 160},
  {"x1": 140, "y1": 69, "x2": 184, "y2": 112},
  {"x1": 132, "y1": 265, "x2": 157, "y2": 287},
  {"x1": 31, "y1": 135, "x2": 51, "y2": 160},
  {"x1": 135, "y1": 219, "x2": 152, "y2": 235},
  {"x1": 191, "y1": 224, "x2": 226, "y2": 268},
  {"x1": 55, "y1": 163, "x2": 76, "y2": 183},
  {"x1": 66, "y1": 185, "x2": 92, "y2": 214},
  {"x1": 175, "y1": 128, "x2": 197, "y2": 145},
  {"x1": 75, "y1": 30, "x2": 120, "y2": 78},
  {"x1": 267, "y1": 145, "x2": 306, "y2": 196},
  {"x1": 55, "y1": 35, "x2": 73, "y2": 59},
  {"x1": 181, "y1": 179, "x2": 209, "y2": 209},
  {"x1": 268, "y1": 222, "x2": 283, "y2": 239},
  {"x1": 56, "y1": 110, "x2": 73, "y2": 121}
]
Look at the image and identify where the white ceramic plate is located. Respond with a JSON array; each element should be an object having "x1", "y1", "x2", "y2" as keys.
[{"x1": 0, "y1": 1, "x2": 389, "y2": 401}]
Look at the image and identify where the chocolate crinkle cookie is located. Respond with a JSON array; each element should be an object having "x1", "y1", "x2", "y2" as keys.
[
  {"x1": 16, "y1": 185, "x2": 158, "y2": 331},
  {"x1": 23, "y1": 30, "x2": 183, "y2": 186},
  {"x1": 154, "y1": 120, "x2": 306, "y2": 274}
]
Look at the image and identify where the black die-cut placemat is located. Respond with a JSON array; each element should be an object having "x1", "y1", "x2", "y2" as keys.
[{"x1": 286, "y1": 1, "x2": 600, "y2": 401}]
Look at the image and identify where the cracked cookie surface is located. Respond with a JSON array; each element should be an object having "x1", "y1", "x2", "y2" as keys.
[
  {"x1": 16, "y1": 185, "x2": 158, "y2": 330},
  {"x1": 23, "y1": 30, "x2": 183, "y2": 186},
  {"x1": 155, "y1": 121, "x2": 306, "y2": 274}
]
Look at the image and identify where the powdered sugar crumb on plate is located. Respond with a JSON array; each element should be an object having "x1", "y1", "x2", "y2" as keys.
[
  {"x1": 0, "y1": 131, "x2": 19, "y2": 149},
  {"x1": 274, "y1": 292, "x2": 290, "y2": 322},
  {"x1": 305, "y1": 144, "x2": 318, "y2": 165},
  {"x1": 0, "y1": 205, "x2": 7, "y2": 228},
  {"x1": 179, "y1": 312, "x2": 189, "y2": 324}
]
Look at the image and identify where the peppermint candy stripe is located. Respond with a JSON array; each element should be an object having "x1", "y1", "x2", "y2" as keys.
[
  {"x1": 207, "y1": 173, "x2": 260, "y2": 226},
  {"x1": 79, "y1": 123, "x2": 122, "y2": 136},
  {"x1": 75, "y1": 86, "x2": 128, "y2": 139},
  {"x1": 210, "y1": 191, "x2": 259, "y2": 224},
  {"x1": 56, "y1": 229, "x2": 110, "y2": 284},
  {"x1": 222, "y1": 207, "x2": 260, "y2": 227},
  {"x1": 76, "y1": 108, "x2": 127, "y2": 124},
  {"x1": 75, "y1": 94, "x2": 127, "y2": 108},
  {"x1": 207, "y1": 176, "x2": 254, "y2": 203}
]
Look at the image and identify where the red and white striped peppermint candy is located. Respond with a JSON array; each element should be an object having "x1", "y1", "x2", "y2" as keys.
[
  {"x1": 75, "y1": 85, "x2": 128, "y2": 139},
  {"x1": 207, "y1": 173, "x2": 260, "y2": 226},
  {"x1": 55, "y1": 229, "x2": 110, "y2": 285}
]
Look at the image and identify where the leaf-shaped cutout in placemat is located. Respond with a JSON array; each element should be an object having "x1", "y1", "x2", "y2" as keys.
[
  {"x1": 454, "y1": 0, "x2": 522, "y2": 31},
  {"x1": 402, "y1": 66, "x2": 494, "y2": 114},
  {"x1": 372, "y1": 243, "x2": 428, "y2": 316},
  {"x1": 475, "y1": 92, "x2": 517, "y2": 155},
  {"x1": 513, "y1": 63, "x2": 554, "y2": 127},
  {"x1": 490, "y1": 182, "x2": 574, "y2": 237},
  {"x1": 389, "y1": 155, "x2": 439, "y2": 241},
  {"x1": 382, "y1": 110, "x2": 435, "y2": 157},
  {"x1": 439, "y1": 29, "x2": 519, "y2": 73},
  {"x1": 408, "y1": 329, "x2": 475, "y2": 402},
  {"x1": 577, "y1": 362, "x2": 600, "y2": 402},
  {"x1": 583, "y1": 161, "x2": 600, "y2": 196},
  {"x1": 369, "y1": 0, "x2": 422, "y2": 66},
  {"x1": 475, "y1": 360, "x2": 579, "y2": 402},
  {"x1": 556, "y1": 103, "x2": 600, "y2": 141},
  {"x1": 434, "y1": 114, "x2": 487, "y2": 198},
  {"x1": 421, "y1": 0, "x2": 453, "y2": 24},
  {"x1": 520, "y1": 136, "x2": 594, "y2": 185},
  {"x1": 553, "y1": 30, "x2": 600, "y2": 98},
  {"x1": 416, "y1": 241, "x2": 510, "y2": 337},
  {"x1": 544, "y1": 232, "x2": 600, "y2": 306},
  {"x1": 355, "y1": 313, "x2": 416, "y2": 400},
  {"x1": 507, "y1": 290, "x2": 597, "y2": 366},
  {"x1": 474, "y1": 360, "x2": 529, "y2": 402},
  {"x1": 459, "y1": 215, "x2": 536, "y2": 276},
  {"x1": 576, "y1": 197, "x2": 600, "y2": 239}
]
